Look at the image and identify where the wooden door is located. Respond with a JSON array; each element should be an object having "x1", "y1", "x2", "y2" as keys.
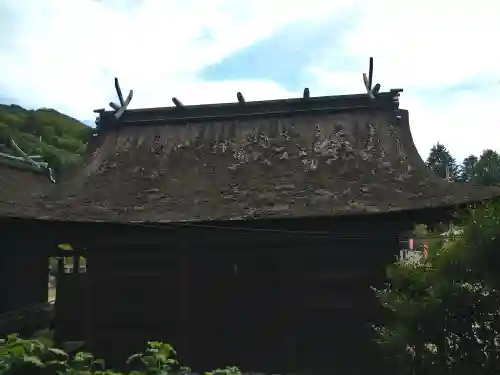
[
  {"x1": 231, "y1": 254, "x2": 281, "y2": 373},
  {"x1": 188, "y1": 253, "x2": 282, "y2": 373},
  {"x1": 86, "y1": 251, "x2": 180, "y2": 370},
  {"x1": 188, "y1": 253, "x2": 237, "y2": 371}
]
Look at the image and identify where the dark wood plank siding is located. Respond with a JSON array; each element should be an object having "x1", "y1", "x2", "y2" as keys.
[
  {"x1": 87, "y1": 250, "x2": 182, "y2": 368},
  {"x1": 294, "y1": 238, "x2": 394, "y2": 373},
  {"x1": 0, "y1": 252, "x2": 8, "y2": 314},
  {"x1": 187, "y1": 253, "x2": 236, "y2": 370},
  {"x1": 83, "y1": 220, "x2": 405, "y2": 374},
  {"x1": 0, "y1": 247, "x2": 51, "y2": 337},
  {"x1": 55, "y1": 255, "x2": 87, "y2": 343},
  {"x1": 1, "y1": 251, "x2": 48, "y2": 313}
]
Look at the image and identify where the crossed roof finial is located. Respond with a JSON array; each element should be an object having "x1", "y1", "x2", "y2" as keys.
[
  {"x1": 363, "y1": 57, "x2": 381, "y2": 99},
  {"x1": 108, "y1": 78, "x2": 133, "y2": 119}
]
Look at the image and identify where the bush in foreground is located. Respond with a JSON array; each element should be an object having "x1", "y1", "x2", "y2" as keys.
[
  {"x1": 374, "y1": 202, "x2": 500, "y2": 374},
  {"x1": 0, "y1": 333, "x2": 240, "y2": 375}
]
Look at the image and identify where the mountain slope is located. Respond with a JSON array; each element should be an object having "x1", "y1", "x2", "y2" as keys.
[{"x1": 0, "y1": 104, "x2": 92, "y2": 175}]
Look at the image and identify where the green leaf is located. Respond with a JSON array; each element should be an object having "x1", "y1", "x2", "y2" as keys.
[
  {"x1": 58, "y1": 243, "x2": 74, "y2": 251},
  {"x1": 9, "y1": 345, "x2": 26, "y2": 357},
  {"x1": 74, "y1": 351, "x2": 94, "y2": 361},
  {"x1": 6, "y1": 333, "x2": 19, "y2": 342},
  {"x1": 126, "y1": 353, "x2": 142, "y2": 364},
  {"x1": 48, "y1": 347, "x2": 69, "y2": 357},
  {"x1": 23, "y1": 355, "x2": 44, "y2": 367}
]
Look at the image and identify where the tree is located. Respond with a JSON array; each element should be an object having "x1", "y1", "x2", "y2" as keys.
[
  {"x1": 458, "y1": 154, "x2": 479, "y2": 182},
  {"x1": 375, "y1": 202, "x2": 500, "y2": 374},
  {"x1": 425, "y1": 143, "x2": 458, "y2": 180},
  {"x1": 457, "y1": 150, "x2": 500, "y2": 186},
  {"x1": 0, "y1": 104, "x2": 91, "y2": 175},
  {"x1": 473, "y1": 149, "x2": 500, "y2": 186}
]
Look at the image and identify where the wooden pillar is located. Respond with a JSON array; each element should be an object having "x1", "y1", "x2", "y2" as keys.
[
  {"x1": 54, "y1": 256, "x2": 64, "y2": 346},
  {"x1": 179, "y1": 254, "x2": 190, "y2": 363},
  {"x1": 83, "y1": 251, "x2": 93, "y2": 352},
  {"x1": 39, "y1": 253, "x2": 49, "y2": 302},
  {"x1": 280, "y1": 254, "x2": 296, "y2": 373},
  {"x1": 0, "y1": 252, "x2": 6, "y2": 314},
  {"x1": 56, "y1": 257, "x2": 64, "y2": 279},
  {"x1": 34, "y1": 251, "x2": 50, "y2": 304},
  {"x1": 72, "y1": 254, "x2": 79, "y2": 274}
]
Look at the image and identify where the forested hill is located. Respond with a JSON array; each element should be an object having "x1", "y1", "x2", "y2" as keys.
[{"x1": 0, "y1": 104, "x2": 92, "y2": 175}]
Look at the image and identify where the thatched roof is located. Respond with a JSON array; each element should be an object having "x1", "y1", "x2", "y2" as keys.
[
  {"x1": 34, "y1": 88, "x2": 500, "y2": 224},
  {"x1": 0, "y1": 155, "x2": 55, "y2": 218}
]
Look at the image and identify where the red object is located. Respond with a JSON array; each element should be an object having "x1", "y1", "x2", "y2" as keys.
[{"x1": 408, "y1": 238, "x2": 414, "y2": 250}]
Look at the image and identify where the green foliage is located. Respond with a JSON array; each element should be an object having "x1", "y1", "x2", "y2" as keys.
[
  {"x1": 204, "y1": 368, "x2": 241, "y2": 375},
  {"x1": 0, "y1": 334, "x2": 241, "y2": 375},
  {"x1": 459, "y1": 154, "x2": 479, "y2": 183},
  {"x1": 425, "y1": 143, "x2": 458, "y2": 180},
  {"x1": 0, "y1": 104, "x2": 91, "y2": 175},
  {"x1": 125, "y1": 341, "x2": 190, "y2": 375},
  {"x1": 375, "y1": 201, "x2": 500, "y2": 374},
  {"x1": 426, "y1": 143, "x2": 500, "y2": 185},
  {"x1": 468, "y1": 149, "x2": 500, "y2": 186}
]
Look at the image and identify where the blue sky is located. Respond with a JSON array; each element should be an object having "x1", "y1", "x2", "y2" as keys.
[
  {"x1": 200, "y1": 14, "x2": 359, "y2": 92},
  {"x1": 0, "y1": 0, "x2": 499, "y2": 162}
]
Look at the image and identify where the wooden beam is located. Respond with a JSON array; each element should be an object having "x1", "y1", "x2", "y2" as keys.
[
  {"x1": 179, "y1": 254, "x2": 190, "y2": 363},
  {"x1": 72, "y1": 255, "x2": 79, "y2": 274},
  {"x1": 172, "y1": 97, "x2": 184, "y2": 107},
  {"x1": 83, "y1": 254, "x2": 94, "y2": 353},
  {"x1": 111, "y1": 77, "x2": 133, "y2": 119},
  {"x1": 236, "y1": 92, "x2": 245, "y2": 104},
  {"x1": 54, "y1": 257, "x2": 65, "y2": 346},
  {"x1": 280, "y1": 255, "x2": 297, "y2": 373}
]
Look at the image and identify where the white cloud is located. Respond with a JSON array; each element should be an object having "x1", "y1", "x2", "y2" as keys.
[
  {"x1": 404, "y1": 90, "x2": 500, "y2": 163},
  {"x1": 342, "y1": 0, "x2": 500, "y2": 89},
  {"x1": 0, "y1": 0, "x2": 350, "y2": 117},
  {"x1": 0, "y1": 0, "x2": 499, "y2": 162},
  {"x1": 304, "y1": 0, "x2": 500, "y2": 162}
]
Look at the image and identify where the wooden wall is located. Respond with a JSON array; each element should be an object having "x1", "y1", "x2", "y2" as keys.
[
  {"x1": 0, "y1": 251, "x2": 48, "y2": 314},
  {"x1": 0, "y1": 246, "x2": 51, "y2": 337},
  {"x1": 55, "y1": 255, "x2": 87, "y2": 343},
  {"x1": 85, "y1": 250, "x2": 182, "y2": 368},
  {"x1": 0, "y1": 219, "x2": 62, "y2": 321},
  {"x1": 83, "y1": 220, "x2": 404, "y2": 374}
]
